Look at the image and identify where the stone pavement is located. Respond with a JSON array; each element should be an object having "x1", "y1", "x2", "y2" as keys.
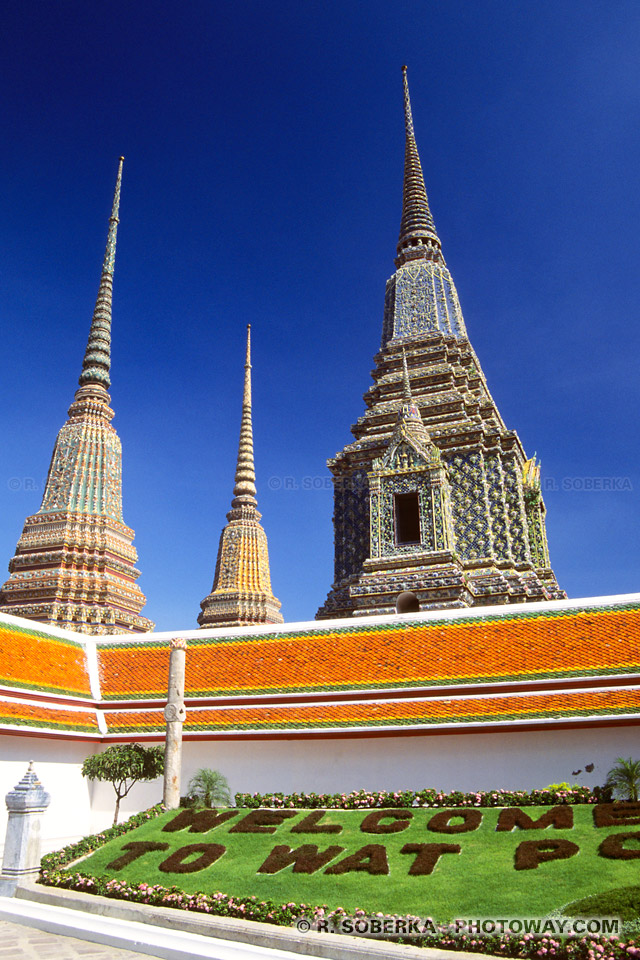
[{"x1": 0, "y1": 917, "x2": 161, "y2": 960}]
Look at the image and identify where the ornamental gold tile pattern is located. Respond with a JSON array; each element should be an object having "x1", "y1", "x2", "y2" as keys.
[
  {"x1": 0, "y1": 160, "x2": 153, "y2": 636},
  {"x1": 317, "y1": 69, "x2": 564, "y2": 619}
]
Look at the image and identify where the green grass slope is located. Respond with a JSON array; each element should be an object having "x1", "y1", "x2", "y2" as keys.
[
  {"x1": 563, "y1": 887, "x2": 640, "y2": 922},
  {"x1": 75, "y1": 807, "x2": 640, "y2": 920}
]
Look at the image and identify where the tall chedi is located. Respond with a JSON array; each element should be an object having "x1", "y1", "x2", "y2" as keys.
[
  {"x1": 0, "y1": 159, "x2": 153, "y2": 635},
  {"x1": 198, "y1": 326, "x2": 283, "y2": 628},
  {"x1": 317, "y1": 68, "x2": 565, "y2": 619}
]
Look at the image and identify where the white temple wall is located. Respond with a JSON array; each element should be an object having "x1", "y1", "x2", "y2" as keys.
[
  {"x1": 173, "y1": 726, "x2": 633, "y2": 801},
  {"x1": 0, "y1": 726, "x2": 636, "y2": 853},
  {"x1": 0, "y1": 735, "x2": 99, "y2": 856}
]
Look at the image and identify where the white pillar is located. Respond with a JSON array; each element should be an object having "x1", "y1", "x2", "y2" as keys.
[
  {"x1": 0, "y1": 763, "x2": 50, "y2": 896},
  {"x1": 163, "y1": 637, "x2": 187, "y2": 809}
]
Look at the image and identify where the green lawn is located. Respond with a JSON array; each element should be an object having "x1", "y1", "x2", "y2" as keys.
[{"x1": 75, "y1": 806, "x2": 640, "y2": 921}]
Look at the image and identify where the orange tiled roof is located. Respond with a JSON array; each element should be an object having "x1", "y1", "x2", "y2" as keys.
[
  {"x1": 1, "y1": 599, "x2": 640, "y2": 739},
  {"x1": 0, "y1": 622, "x2": 92, "y2": 697},
  {"x1": 0, "y1": 698, "x2": 98, "y2": 733},
  {"x1": 103, "y1": 685, "x2": 640, "y2": 735},
  {"x1": 97, "y1": 602, "x2": 640, "y2": 700}
]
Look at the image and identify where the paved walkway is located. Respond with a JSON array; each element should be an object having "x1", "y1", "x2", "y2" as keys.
[{"x1": 0, "y1": 917, "x2": 160, "y2": 960}]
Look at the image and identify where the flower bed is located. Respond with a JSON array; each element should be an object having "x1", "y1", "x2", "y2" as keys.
[
  {"x1": 37, "y1": 869, "x2": 639, "y2": 960},
  {"x1": 40, "y1": 796, "x2": 640, "y2": 960},
  {"x1": 234, "y1": 786, "x2": 601, "y2": 809}
]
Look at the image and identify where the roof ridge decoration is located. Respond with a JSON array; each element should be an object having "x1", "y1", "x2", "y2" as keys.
[{"x1": 198, "y1": 326, "x2": 283, "y2": 630}]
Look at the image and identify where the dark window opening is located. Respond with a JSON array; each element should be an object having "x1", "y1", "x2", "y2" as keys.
[{"x1": 394, "y1": 492, "x2": 421, "y2": 545}]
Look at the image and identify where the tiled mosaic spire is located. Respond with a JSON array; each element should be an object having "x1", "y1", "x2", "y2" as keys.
[
  {"x1": 381, "y1": 69, "x2": 467, "y2": 344},
  {"x1": 399, "y1": 348, "x2": 421, "y2": 422},
  {"x1": 0, "y1": 159, "x2": 153, "y2": 635},
  {"x1": 198, "y1": 326, "x2": 283, "y2": 630},
  {"x1": 397, "y1": 67, "x2": 443, "y2": 268},
  {"x1": 401, "y1": 347, "x2": 412, "y2": 399},
  {"x1": 78, "y1": 156, "x2": 123, "y2": 395},
  {"x1": 232, "y1": 326, "x2": 258, "y2": 507},
  {"x1": 318, "y1": 69, "x2": 564, "y2": 619}
]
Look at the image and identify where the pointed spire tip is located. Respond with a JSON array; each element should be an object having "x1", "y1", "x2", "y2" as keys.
[
  {"x1": 77, "y1": 157, "x2": 124, "y2": 394},
  {"x1": 232, "y1": 324, "x2": 257, "y2": 506},
  {"x1": 396, "y1": 65, "x2": 443, "y2": 267}
]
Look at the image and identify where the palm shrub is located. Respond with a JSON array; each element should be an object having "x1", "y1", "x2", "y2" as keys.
[
  {"x1": 186, "y1": 768, "x2": 231, "y2": 808},
  {"x1": 604, "y1": 757, "x2": 640, "y2": 801}
]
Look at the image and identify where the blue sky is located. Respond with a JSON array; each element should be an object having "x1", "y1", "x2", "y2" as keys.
[{"x1": 0, "y1": 0, "x2": 638, "y2": 631}]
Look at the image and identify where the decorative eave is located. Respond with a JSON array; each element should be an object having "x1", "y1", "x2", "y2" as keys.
[{"x1": 0, "y1": 593, "x2": 639, "y2": 740}]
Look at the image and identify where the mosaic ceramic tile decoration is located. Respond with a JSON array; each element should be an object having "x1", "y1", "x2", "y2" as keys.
[
  {"x1": 198, "y1": 326, "x2": 283, "y2": 629},
  {"x1": 318, "y1": 68, "x2": 564, "y2": 619},
  {"x1": 0, "y1": 159, "x2": 153, "y2": 635}
]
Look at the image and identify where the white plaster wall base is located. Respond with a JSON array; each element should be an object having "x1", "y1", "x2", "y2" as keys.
[{"x1": 0, "y1": 725, "x2": 634, "y2": 851}]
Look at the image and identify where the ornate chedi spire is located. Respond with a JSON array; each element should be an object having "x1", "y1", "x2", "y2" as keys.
[
  {"x1": 381, "y1": 69, "x2": 467, "y2": 345},
  {"x1": 0, "y1": 159, "x2": 153, "y2": 635},
  {"x1": 396, "y1": 66, "x2": 443, "y2": 268},
  {"x1": 198, "y1": 326, "x2": 283, "y2": 629},
  {"x1": 77, "y1": 156, "x2": 123, "y2": 397},
  {"x1": 232, "y1": 325, "x2": 258, "y2": 509},
  {"x1": 317, "y1": 68, "x2": 564, "y2": 619}
]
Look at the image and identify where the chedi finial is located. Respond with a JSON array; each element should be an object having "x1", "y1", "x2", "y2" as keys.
[
  {"x1": 78, "y1": 157, "x2": 124, "y2": 396},
  {"x1": 396, "y1": 67, "x2": 443, "y2": 268},
  {"x1": 231, "y1": 324, "x2": 258, "y2": 508},
  {"x1": 398, "y1": 347, "x2": 422, "y2": 425}
]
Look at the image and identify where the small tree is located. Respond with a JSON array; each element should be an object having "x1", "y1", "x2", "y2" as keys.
[
  {"x1": 82, "y1": 744, "x2": 165, "y2": 824},
  {"x1": 604, "y1": 757, "x2": 640, "y2": 801},
  {"x1": 187, "y1": 768, "x2": 231, "y2": 808}
]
